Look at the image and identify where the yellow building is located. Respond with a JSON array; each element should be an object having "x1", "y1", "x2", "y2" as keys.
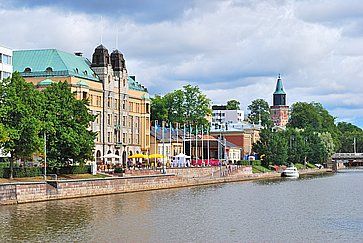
[
  {"x1": 13, "y1": 46, "x2": 151, "y2": 166},
  {"x1": 127, "y1": 76, "x2": 151, "y2": 155}
]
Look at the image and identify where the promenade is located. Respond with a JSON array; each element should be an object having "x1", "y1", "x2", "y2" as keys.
[{"x1": 0, "y1": 166, "x2": 331, "y2": 205}]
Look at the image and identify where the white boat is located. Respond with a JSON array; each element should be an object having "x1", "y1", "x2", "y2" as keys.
[{"x1": 281, "y1": 167, "x2": 299, "y2": 178}]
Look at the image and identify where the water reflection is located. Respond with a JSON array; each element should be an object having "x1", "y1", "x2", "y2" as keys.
[{"x1": 0, "y1": 172, "x2": 361, "y2": 242}]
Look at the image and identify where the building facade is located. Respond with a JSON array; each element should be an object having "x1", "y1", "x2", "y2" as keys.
[
  {"x1": 270, "y1": 75, "x2": 289, "y2": 127},
  {"x1": 211, "y1": 105, "x2": 244, "y2": 128},
  {"x1": 13, "y1": 45, "x2": 151, "y2": 165},
  {"x1": 0, "y1": 45, "x2": 12, "y2": 81}
]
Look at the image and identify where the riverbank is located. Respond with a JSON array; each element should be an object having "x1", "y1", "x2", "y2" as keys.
[{"x1": 0, "y1": 167, "x2": 332, "y2": 205}]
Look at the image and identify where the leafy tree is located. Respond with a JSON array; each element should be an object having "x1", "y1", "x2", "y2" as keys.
[
  {"x1": 150, "y1": 95, "x2": 168, "y2": 124},
  {"x1": 253, "y1": 129, "x2": 288, "y2": 166},
  {"x1": 42, "y1": 82, "x2": 96, "y2": 165},
  {"x1": 226, "y1": 99, "x2": 240, "y2": 110},
  {"x1": 150, "y1": 85, "x2": 211, "y2": 126},
  {"x1": 247, "y1": 99, "x2": 273, "y2": 128},
  {"x1": 288, "y1": 102, "x2": 340, "y2": 150},
  {"x1": 337, "y1": 122, "x2": 362, "y2": 133},
  {"x1": 285, "y1": 128, "x2": 308, "y2": 165},
  {"x1": 0, "y1": 72, "x2": 44, "y2": 178}
]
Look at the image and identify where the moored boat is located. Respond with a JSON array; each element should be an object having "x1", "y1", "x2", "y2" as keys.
[{"x1": 281, "y1": 167, "x2": 299, "y2": 178}]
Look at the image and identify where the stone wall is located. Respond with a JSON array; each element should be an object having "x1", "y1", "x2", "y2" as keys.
[{"x1": 0, "y1": 166, "x2": 255, "y2": 205}]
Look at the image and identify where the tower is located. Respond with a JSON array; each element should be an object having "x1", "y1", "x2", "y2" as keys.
[{"x1": 270, "y1": 75, "x2": 289, "y2": 127}]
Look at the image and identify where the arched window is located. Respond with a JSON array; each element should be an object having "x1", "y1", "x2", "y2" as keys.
[
  {"x1": 24, "y1": 67, "x2": 31, "y2": 73},
  {"x1": 46, "y1": 67, "x2": 53, "y2": 73},
  {"x1": 75, "y1": 68, "x2": 79, "y2": 74},
  {"x1": 83, "y1": 70, "x2": 87, "y2": 76}
]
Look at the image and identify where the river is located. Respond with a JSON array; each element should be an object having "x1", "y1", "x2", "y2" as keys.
[{"x1": 0, "y1": 170, "x2": 362, "y2": 242}]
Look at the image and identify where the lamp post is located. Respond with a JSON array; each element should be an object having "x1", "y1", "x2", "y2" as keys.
[{"x1": 154, "y1": 120, "x2": 158, "y2": 170}]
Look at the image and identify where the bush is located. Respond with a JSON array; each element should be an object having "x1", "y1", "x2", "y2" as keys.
[
  {"x1": 49, "y1": 165, "x2": 91, "y2": 175},
  {"x1": 0, "y1": 167, "x2": 43, "y2": 178},
  {"x1": 114, "y1": 167, "x2": 124, "y2": 173}
]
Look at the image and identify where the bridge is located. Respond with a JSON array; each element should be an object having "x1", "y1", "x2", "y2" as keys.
[{"x1": 332, "y1": 153, "x2": 363, "y2": 171}]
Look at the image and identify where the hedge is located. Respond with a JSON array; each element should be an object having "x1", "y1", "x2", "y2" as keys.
[
  {"x1": 236, "y1": 160, "x2": 261, "y2": 166},
  {"x1": 0, "y1": 165, "x2": 91, "y2": 178}
]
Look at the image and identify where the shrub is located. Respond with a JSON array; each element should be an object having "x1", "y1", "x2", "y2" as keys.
[
  {"x1": 114, "y1": 167, "x2": 124, "y2": 173},
  {"x1": 0, "y1": 167, "x2": 43, "y2": 178},
  {"x1": 49, "y1": 165, "x2": 91, "y2": 175}
]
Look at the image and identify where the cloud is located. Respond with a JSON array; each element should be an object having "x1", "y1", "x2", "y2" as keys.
[{"x1": 0, "y1": 0, "x2": 363, "y2": 127}]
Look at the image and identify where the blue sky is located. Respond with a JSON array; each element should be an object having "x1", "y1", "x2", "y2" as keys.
[{"x1": 1, "y1": 0, "x2": 363, "y2": 127}]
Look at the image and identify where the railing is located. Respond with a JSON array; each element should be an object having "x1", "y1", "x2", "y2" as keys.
[{"x1": 332, "y1": 153, "x2": 363, "y2": 159}]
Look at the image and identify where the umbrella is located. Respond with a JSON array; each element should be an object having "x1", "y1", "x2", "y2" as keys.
[
  {"x1": 128, "y1": 153, "x2": 148, "y2": 159},
  {"x1": 148, "y1": 154, "x2": 165, "y2": 159}
]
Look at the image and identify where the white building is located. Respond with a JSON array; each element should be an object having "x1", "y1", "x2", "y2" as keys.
[
  {"x1": 211, "y1": 104, "x2": 244, "y2": 128},
  {"x1": 0, "y1": 45, "x2": 12, "y2": 80}
]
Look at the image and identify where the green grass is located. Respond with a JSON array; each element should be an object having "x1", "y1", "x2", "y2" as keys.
[
  {"x1": 252, "y1": 165, "x2": 271, "y2": 173},
  {"x1": 295, "y1": 163, "x2": 305, "y2": 169},
  {"x1": 306, "y1": 162, "x2": 316, "y2": 169}
]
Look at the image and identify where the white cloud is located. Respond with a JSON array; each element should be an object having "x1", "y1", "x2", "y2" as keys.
[{"x1": 0, "y1": 0, "x2": 363, "y2": 126}]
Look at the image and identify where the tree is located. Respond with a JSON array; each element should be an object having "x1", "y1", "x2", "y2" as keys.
[
  {"x1": 150, "y1": 85, "x2": 212, "y2": 126},
  {"x1": 226, "y1": 99, "x2": 240, "y2": 110},
  {"x1": 337, "y1": 122, "x2": 363, "y2": 153},
  {"x1": 247, "y1": 99, "x2": 273, "y2": 128},
  {"x1": 0, "y1": 72, "x2": 44, "y2": 178},
  {"x1": 285, "y1": 128, "x2": 308, "y2": 165},
  {"x1": 288, "y1": 102, "x2": 340, "y2": 150},
  {"x1": 253, "y1": 129, "x2": 288, "y2": 166},
  {"x1": 42, "y1": 82, "x2": 96, "y2": 165},
  {"x1": 150, "y1": 95, "x2": 168, "y2": 124}
]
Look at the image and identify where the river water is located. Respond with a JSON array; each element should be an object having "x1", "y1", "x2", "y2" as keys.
[{"x1": 0, "y1": 170, "x2": 362, "y2": 242}]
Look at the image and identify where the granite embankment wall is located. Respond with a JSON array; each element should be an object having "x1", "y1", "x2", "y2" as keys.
[{"x1": 0, "y1": 167, "x2": 330, "y2": 205}]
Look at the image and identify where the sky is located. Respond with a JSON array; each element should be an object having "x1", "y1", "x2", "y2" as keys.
[{"x1": 1, "y1": 0, "x2": 363, "y2": 127}]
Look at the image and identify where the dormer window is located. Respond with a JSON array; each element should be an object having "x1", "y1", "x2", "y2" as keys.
[
  {"x1": 24, "y1": 67, "x2": 31, "y2": 73},
  {"x1": 46, "y1": 67, "x2": 53, "y2": 73},
  {"x1": 75, "y1": 68, "x2": 79, "y2": 74},
  {"x1": 83, "y1": 70, "x2": 88, "y2": 76}
]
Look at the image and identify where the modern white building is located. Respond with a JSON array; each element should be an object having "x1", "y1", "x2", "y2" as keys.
[
  {"x1": 211, "y1": 104, "x2": 244, "y2": 128},
  {"x1": 0, "y1": 45, "x2": 12, "y2": 80}
]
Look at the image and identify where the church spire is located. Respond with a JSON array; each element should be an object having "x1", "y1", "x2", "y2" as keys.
[{"x1": 273, "y1": 74, "x2": 286, "y2": 106}]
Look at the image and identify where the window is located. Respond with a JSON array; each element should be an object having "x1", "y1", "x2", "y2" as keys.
[
  {"x1": 114, "y1": 115, "x2": 118, "y2": 126},
  {"x1": 2, "y1": 55, "x2": 11, "y2": 65},
  {"x1": 123, "y1": 80, "x2": 126, "y2": 87},
  {"x1": 107, "y1": 97, "x2": 112, "y2": 108},
  {"x1": 107, "y1": 132, "x2": 112, "y2": 143},
  {"x1": 24, "y1": 67, "x2": 31, "y2": 73},
  {"x1": 123, "y1": 133, "x2": 126, "y2": 144},
  {"x1": 82, "y1": 91, "x2": 88, "y2": 100},
  {"x1": 75, "y1": 68, "x2": 79, "y2": 74},
  {"x1": 84, "y1": 70, "x2": 87, "y2": 76},
  {"x1": 108, "y1": 75, "x2": 111, "y2": 83},
  {"x1": 89, "y1": 94, "x2": 93, "y2": 106},
  {"x1": 2, "y1": 72, "x2": 11, "y2": 79},
  {"x1": 107, "y1": 114, "x2": 112, "y2": 126},
  {"x1": 123, "y1": 116, "x2": 127, "y2": 127},
  {"x1": 46, "y1": 67, "x2": 53, "y2": 73}
]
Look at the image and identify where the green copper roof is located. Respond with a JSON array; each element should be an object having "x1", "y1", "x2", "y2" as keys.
[
  {"x1": 128, "y1": 76, "x2": 148, "y2": 92},
  {"x1": 13, "y1": 49, "x2": 100, "y2": 82},
  {"x1": 37, "y1": 78, "x2": 53, "y2": 86},
  {"x1": 273, "y1": 76, "x2": 286, "y2": 95}
]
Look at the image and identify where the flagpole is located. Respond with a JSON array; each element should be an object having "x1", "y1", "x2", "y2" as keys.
[
  {"x1": 169, "y1": 122, "x2": 172, "y2": 166},
  {"x1": 207, "y1": 128, "x2": 210, "y2": 166},
  {"x1": 195, "y1": 125, "x2": 198, "y2": 166},
  {"x1": 183, "y1": 124, "x2": 186, "y2": 155},
  {"x1": 189, "y1": 124, "x2": 192, "y2": 165},
  {"x1": 201, "y1": 125, "x2": 204, "y2": 166},
  {"x1": 154, "y1": 120, "x2": 158, "y2": 170},
  {"x1": 162, "y1": 121, "x2": 165, "y2": 174}
]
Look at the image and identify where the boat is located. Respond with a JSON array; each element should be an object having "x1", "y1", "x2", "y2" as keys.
[{"x1": 281, "y1": 167, "x2": 299, "y2": 178}]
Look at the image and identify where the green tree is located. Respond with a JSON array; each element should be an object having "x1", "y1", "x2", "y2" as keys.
[
  {"x1": 0, "y1": 72, "x2": 44, "y2": 178},
  {"x1": 42, "y1": 82, "x2": 96, "y2": 165},
  {"x1": 288, "y1": 102, "x2": 340, "y2": 150},
  {"x1": 247, "y1": 99, "x2": 273, "y2": 128},
  {"x1": 150, "y1": 95, "x2": 168, "y2": 124},
  {"x1": 150, "y1": 84, "x2": 212, "y2": 126},
  {"x1": 285, "y1": 128, "x2": 308, "y2": 165},
  {"x1": 253, "y1": 129, "x2": 288, "y2": 166},
  {"x1": 337, "y1": 122, "x2": 363, "y2": 153},
  {"x1": 226, "y1": 99, "x2": 240, "y2": 110}
]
